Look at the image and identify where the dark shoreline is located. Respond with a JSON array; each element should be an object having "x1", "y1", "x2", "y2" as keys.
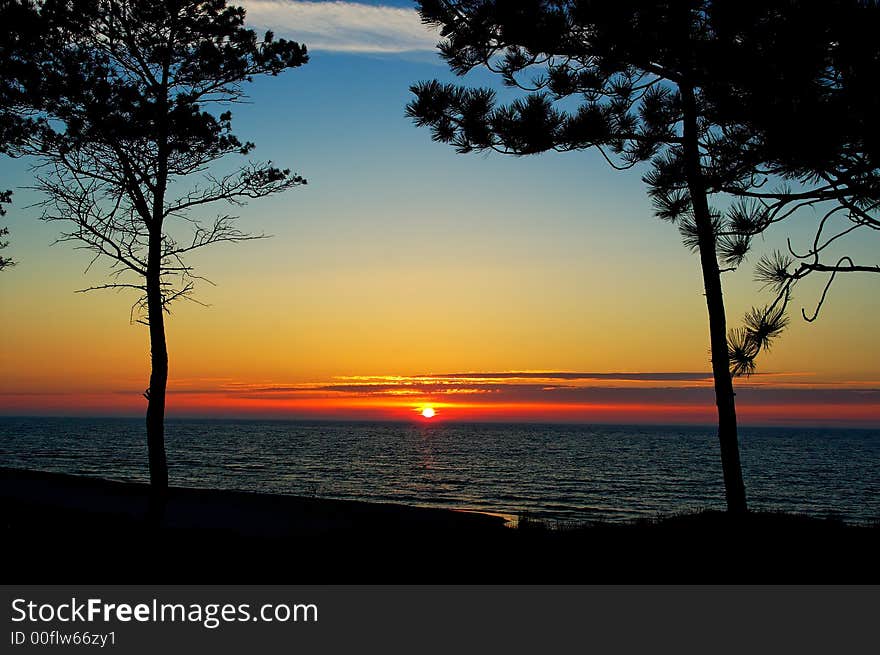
[{"x1": 2, "y1": 467, "x2": 877, "y2": 584}]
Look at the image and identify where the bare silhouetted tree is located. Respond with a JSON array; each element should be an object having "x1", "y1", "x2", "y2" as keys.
[
  {"x1": 0, "y1": 191, "x2": 14, "y2": 271},
  {"x1": 1, "y1": 0, "x2": 52, "y2": 270},
  {"x1": 28, "y1": 0, "x2": 308, "y2": 502}
]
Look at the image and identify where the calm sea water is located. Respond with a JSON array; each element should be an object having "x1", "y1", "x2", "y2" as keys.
[{"x1": 1, "y1": 417, "x2": 878, "y2": 524}]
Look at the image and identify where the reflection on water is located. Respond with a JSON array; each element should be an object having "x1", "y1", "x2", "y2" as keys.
[{"x1": 0, "y1": 417, "x2": 878, "y2": 524}]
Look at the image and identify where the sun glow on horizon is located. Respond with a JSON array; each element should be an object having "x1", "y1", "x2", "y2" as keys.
[{"x1": 2, "y1": 372, "x2": 879, "y2": 427}]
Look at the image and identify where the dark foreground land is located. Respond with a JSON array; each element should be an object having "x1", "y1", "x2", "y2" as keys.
[{"x1": 2, "y1": 467, "x2": 877, "y2": 583}]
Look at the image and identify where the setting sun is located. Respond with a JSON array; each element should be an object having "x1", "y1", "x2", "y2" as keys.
[{"x1": 421, "y1": 407, "x2": 436, "y2": 419}]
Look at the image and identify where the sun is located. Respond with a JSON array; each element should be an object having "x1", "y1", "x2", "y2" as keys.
[{"x1": 421, "y1": 407, "x2": 436, "y2": 419}]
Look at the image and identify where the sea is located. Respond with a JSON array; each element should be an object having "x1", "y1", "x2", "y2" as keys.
[{"x1": 1, "y1": 417, "x2": 878, "y2": 525}]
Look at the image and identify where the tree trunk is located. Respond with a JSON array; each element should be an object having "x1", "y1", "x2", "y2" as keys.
[
  {"x1": 146, "y1": 60, "x2": 171, "y2": 518},
  {"x1": 145, "y1": 238, "x2": 169, "y2": 517},
  {"x1": 680, "y1": 83, "x2": 748, "y2": 514}
]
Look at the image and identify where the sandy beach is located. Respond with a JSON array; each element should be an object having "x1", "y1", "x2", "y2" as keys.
[
  {"x1": 2, "y1": 467, "x2": 878, "y2": 584},
  {"x1": 0, "y1": 466, "x2": 506, "y2": 536}
]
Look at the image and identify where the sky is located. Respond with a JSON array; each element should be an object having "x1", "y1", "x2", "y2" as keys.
[{"x1": 1, "y1": 1, "x2": 878, "y2": 426}]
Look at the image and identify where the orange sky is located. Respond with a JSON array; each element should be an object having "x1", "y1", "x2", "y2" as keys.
[
  {"x1": 2, "y1": 238, "x2": 878, "y2": 427},
  {"x1": 2, "y1": 369, "x2": 878, "y2": 426},
  {"x1": 1, "y1": 38, "x2": 878, "y2": 427}
]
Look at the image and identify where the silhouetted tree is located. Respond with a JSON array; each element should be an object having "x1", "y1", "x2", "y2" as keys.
[
  {"x1": 28, "y1": 0, "x2": 308, "y2": 502},
  {"x1": 407, "y1": 0, "x2": 842, "y2": 512},
  {"x1": 1, "y1": 191, "x2": 14, "y2": 271},
  {"x1": 0, "y1": 0, "x2": 51, "y2": 270},
  {"x1": 698, "y1": 1, "x2": 880, "y2": 374}
]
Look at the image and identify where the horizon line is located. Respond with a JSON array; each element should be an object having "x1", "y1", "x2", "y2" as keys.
[{"x1": 2, "y1": 413, "x2": 877, "y2": 430}]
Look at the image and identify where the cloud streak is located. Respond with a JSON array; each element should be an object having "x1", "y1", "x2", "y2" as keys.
[
  {"x1": 5, "y1": 371, "x2": 878, "y2": 426},
  {"x1": 419, "y1": 371, "x2": 715, "y2": 381},
  {"x1": 139, "y1": 372, "x2": 880, "y2": 408},
  {"x1": 243, "y1": 1, "x2": 439, "y2": 53},
  {"x1": 226, "y1": 383, "x2": 880, "y2": 406}
]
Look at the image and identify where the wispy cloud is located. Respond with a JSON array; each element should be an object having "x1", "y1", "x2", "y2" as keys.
[
  {"x1": 5, "y1": 370, "x2": 880, "y2": 425},
  {"x1": 418, "y1": 372, "x2": 716, "y2": 382},
  {"x1": 243, "y1": 1, "x2": 439, "y2": 53},
  {"x1": 224, "y1": 383, "x2": 880, "y2": 406},
  {"x1": 143, "y1": 372, "x2": 880, "y2": 407}
]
